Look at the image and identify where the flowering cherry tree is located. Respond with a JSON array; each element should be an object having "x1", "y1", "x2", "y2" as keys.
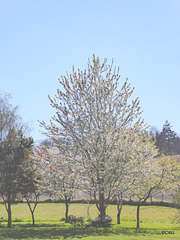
[{"x1": 40, "y1": 55, "x2": 151, "y2": 220}]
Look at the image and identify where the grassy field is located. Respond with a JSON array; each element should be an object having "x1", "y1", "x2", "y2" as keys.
[{"x1": 0, "y1": 203, "x2": 179, "y2": 239}]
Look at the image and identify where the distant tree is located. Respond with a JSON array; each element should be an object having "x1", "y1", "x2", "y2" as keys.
[
  {"x1": 149, "y1": 126, "x2": 159, "y2": 142},
  {"x1": 173, "y1": 136, "x2": 180, "y2": 155},
  {"x1": 40, "y1": 55, "x2": 152, "y2": 221},
  {"x1": 40, "y1": 138, "x2": 54, "y2": 147},
  {"x1": 155, "y1": 121, "x2": 178, "y2": 155}
]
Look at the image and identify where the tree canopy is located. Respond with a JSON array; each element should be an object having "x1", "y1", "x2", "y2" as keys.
[{"x1": 40, "y1": 55, "x2": 157, "y2": 219}]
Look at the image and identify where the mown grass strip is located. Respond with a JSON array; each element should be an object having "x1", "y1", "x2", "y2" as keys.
[{"x1": 0, "y1": 203, "x2": 179, "y2": 239}]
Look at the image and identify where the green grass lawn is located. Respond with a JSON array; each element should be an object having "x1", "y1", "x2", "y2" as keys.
[{"x1": 0, "y1": 203, "x2": 179, "y2": 239}]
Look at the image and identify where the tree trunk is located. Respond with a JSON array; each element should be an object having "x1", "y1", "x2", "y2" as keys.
[
  {"x1": 31, "y1": 211, "x2": 35, "y2": 226},
  {"x1": 117, "y1": 207, "x2": 122, "y2": 224},
  {"x1": 26, "y1": 200, "x2": 37, "y2": 226},
  {"x1": 117, "y1": 196, "x2": 123, "y2": 224},
  {"x1": 65, "y1": 199, "x2": 69, "y2": 223},
  {"x1": 7, "y1": 201, "x2": 12, "y2": 228},
  {"x1": 99, "y1": 191, "x2": 106, "y2": 219},
  {"x1": 161, "y1": 192, "x2": 164, "y2": 202},
  {"x1": 137, "y1": 204, "x2": 140, "y2": 229}
]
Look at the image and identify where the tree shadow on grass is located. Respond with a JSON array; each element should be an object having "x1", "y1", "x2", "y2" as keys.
[{"x1": 0, "y1": 224, "x2": 164, "y2": 239}]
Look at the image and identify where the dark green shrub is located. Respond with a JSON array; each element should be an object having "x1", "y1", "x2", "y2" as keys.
[
  {"x1": 67, "y1": 215, "x2": 84, "y2": 226},
  {"x1": 89, "y1": 215, "x2": 112, "y2": 227}
]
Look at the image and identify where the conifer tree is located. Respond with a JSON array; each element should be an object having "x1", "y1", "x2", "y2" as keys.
[{"x1": 0, "y1": 92, "x2": 33, "y2": 227}]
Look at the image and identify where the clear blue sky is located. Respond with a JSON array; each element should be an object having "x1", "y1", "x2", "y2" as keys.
[{"x1": 1, "y1": 0, "x2": 180, "y2": 143}]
